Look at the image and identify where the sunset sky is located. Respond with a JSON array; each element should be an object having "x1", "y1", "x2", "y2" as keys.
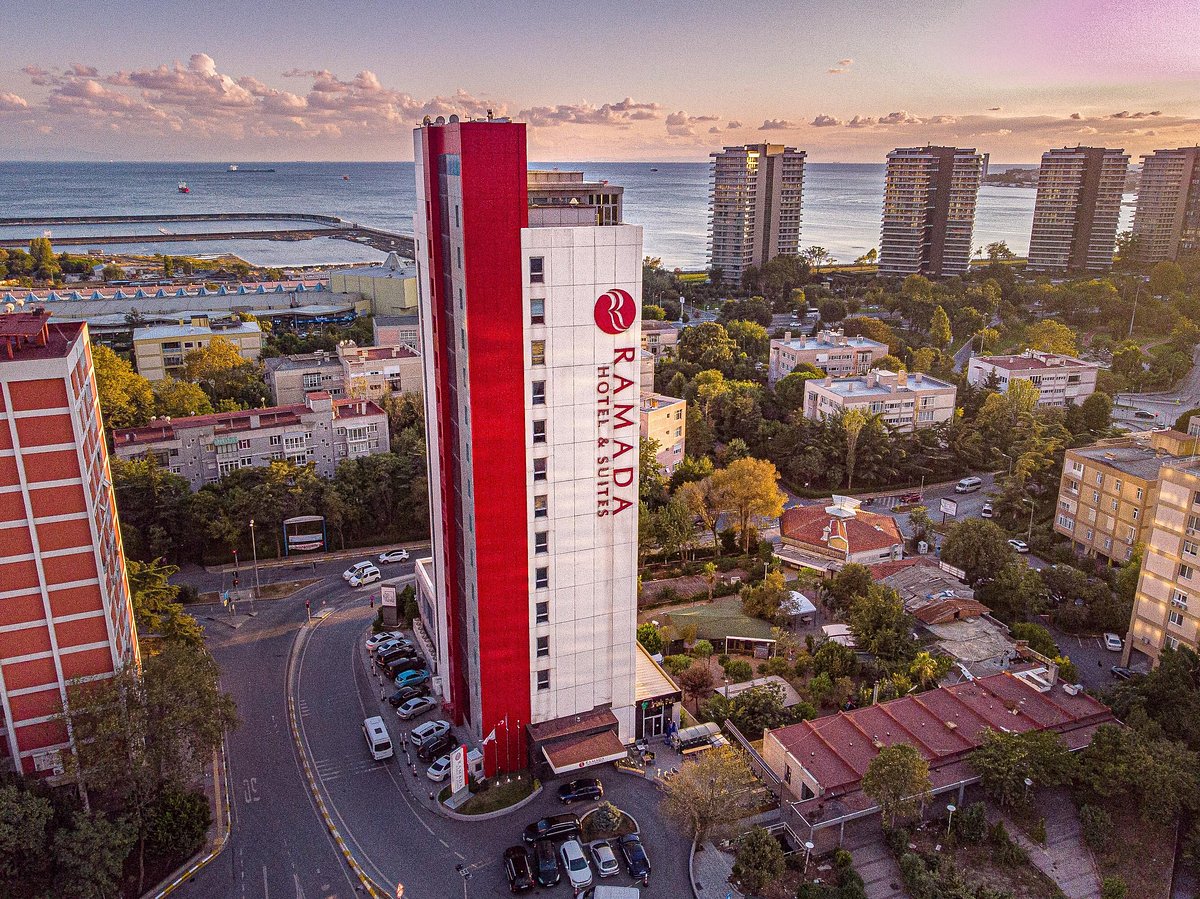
[{"x1": 2, "y1": 0, "x2": 1198, "y2": 162}]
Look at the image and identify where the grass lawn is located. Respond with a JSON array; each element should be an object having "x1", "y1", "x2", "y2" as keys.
[
  {"x1": 439, "y1": 774, "x2": 538, "y2": 815},
  {"x1": 908, "y1": 825, "x2": 1063, "y2": 899}
]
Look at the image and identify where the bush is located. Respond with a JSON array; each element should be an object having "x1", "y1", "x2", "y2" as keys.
[
  {"x1": 591, "y1": 801, "x2": 622, "y2": 834},
  {"x1": 807, "y1": 671, "x2": 834, "y2": 706},
  {"x1": 884, "y1": 825, "x2": 911, "y2": 855},
  {"x1": 637, "y1": 622, "x2": 665, "y2": 655},
  {"x1": 718, "y1": 653, "x2": 731, "y2": 667},
  {"x1": 954, "y1": 802, "x2": 988, "y2": 844},
  {"x1": 719, "y1": 528, "x2": 740, "y2": 555},
  {"x1": 723, "y1": 659, "x2": 754, "y2": 682},
  {"x1": 1079, "y1": 804, "x2": 1112, "y2": 852},
  {"x1": 176, "y1": 583, "x2": 199, "y2": 604},
  {"x1": 1030, "y1": 817, "x2": 1047, "y2": 845},
  {"x1": 989, "y1": 821, "x2": 1027, "y2": 867},
  {"x1": 793, "y1": 652, "x2": 814, "y2": 677},
  {"x1": 145, "y1": 787, "x2": 211, "y2": 857},
  {"x1": 663, "y1": 654, "x2": 692, "y2": 676},
  {"x1": 758, "y1": 656, "x2": 792, "y2": 678},
  {"x1": 833, "y1": 848, "x2": 854, "y2": 872},
  {"x1": 692, "y1": 639, "x2": 714, "y2": 659},
  {"x1": 1101, "y1": 876, "x2": 1127, "y2": 899},
  {"x1": 731, "y1": 826, "x2": 786, "y2": 894}
]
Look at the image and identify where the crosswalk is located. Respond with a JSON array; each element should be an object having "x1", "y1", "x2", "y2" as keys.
[{"x1": 312, "y1": 756, "x2": 387, "y2": 783}]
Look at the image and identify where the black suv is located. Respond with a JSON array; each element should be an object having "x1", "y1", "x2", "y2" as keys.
[
  {"x1": 384, "y1": 657, "x2": 425, "y2": 678},
  {"x1": 619, "y1": 833, "x2": 650, "y2": 883},
  {"x1": 417, "y1": 732, "x2": 455, "y2": 762},
  {"x1": 522, "y1": 813, "x2": 581, "y2": 844},
  {"x1": 378, "y1": 647, "x2": 420, "y2": 667},
  {"x1": 532, "y1": 839, "x2": 560, "y2": 887},
  {"x1": 503, "y1": 846, "x2": 535, "y2": 893},
  {"x1": 387, "y1": 685, "x2": 428, "y2": 707},
  {"x1": 556, "y1": 778, "x2": 603, "y2": 804}
]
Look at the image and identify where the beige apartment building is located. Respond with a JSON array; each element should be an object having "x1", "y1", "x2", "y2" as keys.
[
  {"x1": 802, "y1": 369, "x2": 956, "y2": 433},
  {"x1": 265, "y1": 342, "x2": 422, "y2": 406},
  {"x1": 329, "y1": 252, "x2": 418, "y2": 316},
  {"x1": 641, "y1": 320, "x2": 679, "y2": 359},
  {"x1": 1054, "y1": 430, "x2": 1196, "y2": 564},
  {"x1": 1132, "y1": 146, "x2": 1200, "y2": 264},
  {"x1": 639, "y1": 393, "x2": 686, "y2": 475},
  {"x1": 767, "y1": 328, "x2": 888, "y2": 387},
  {"x1": 966, "y1": 349, "x2": 1099, "y2": 407},
  {"x1": 1125, "y1": 456, "x2": 1200, "y2": 667},
  {"x1": 132, "y1": 317, "x2": 263, "y2": 382}
]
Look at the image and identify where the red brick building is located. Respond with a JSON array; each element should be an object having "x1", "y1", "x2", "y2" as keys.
[{"x1": 0, "y1": 311, "x2": 139, "y2": 777}]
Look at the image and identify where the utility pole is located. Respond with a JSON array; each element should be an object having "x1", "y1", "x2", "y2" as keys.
[
  {"x1": 249, "y1": 518, "x2": 260, "y2": 611},
  {"x1": 1128, "y1": 283, "x2": 1141, "y2": 339}
]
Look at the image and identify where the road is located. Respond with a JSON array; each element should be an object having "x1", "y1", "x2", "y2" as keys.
[{"x1": 1113, "y1": 345, "x2": 1200, "y2": 427}]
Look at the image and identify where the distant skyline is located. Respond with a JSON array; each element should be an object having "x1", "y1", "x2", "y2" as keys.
[{"x1": 1, "y1": 0, "x2": 1198, "y2": 162}]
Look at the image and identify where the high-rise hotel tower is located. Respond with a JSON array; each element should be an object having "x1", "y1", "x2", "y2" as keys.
[
  {"x1": 1028, "y1": 146, "x2": 1129, "y2": 273},
  {"x1": 1132, "y1": 146, "x2": 1200, "y2": 265}
]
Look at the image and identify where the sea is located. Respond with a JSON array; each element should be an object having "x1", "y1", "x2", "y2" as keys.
[{"x1": 0, "y1": 161, "x2": 1136, "y2": 271}]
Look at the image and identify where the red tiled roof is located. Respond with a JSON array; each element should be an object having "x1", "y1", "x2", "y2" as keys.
[
  {"x1": 911, "y1": 597, "x2": 991, "y2": 625},
  {"x1": 868, "y1": 557, "x2": 938, "y2": 579},
  {"x1": 976, "y1": 353, "x2": 1088, "y2": 371},
  {"x1": 769, "y1": 672, "x2": 1115, "y2": 797},
  {"x1": 781, "y1": 506, "x2": 903, "y2": 554}
]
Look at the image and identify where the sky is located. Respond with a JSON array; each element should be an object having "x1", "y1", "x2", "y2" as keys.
[{"x1": 1, "y1": 0, "x2": 1198, "y2": 163}]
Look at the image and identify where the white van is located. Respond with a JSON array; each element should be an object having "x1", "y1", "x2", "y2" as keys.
[
  {"x1": 581, "y1": 886, "x2": 641, "y2": 899},
  {"x1": 955, "y1": 476, "x2": 983, "y2": 494},
  {"x1": 362, "y1": 716, "x2": 394, "y2": 760}
]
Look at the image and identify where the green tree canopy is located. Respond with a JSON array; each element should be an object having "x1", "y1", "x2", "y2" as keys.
[
  {"x1": 862, "y1": 743, "x2": 932, "y2": 826},
  {"x1": 849, "y1": 584, "x2": 916, "y2": 662},
  {"x1": 92, "y1": 343, "x2": 155, "y2": 429},
  {"x1": 661, "y1": 745, "x2": 758, "y2": 842},
  {"x1": 941, "y1": 518, "x2": 1015, "y2": 585}
]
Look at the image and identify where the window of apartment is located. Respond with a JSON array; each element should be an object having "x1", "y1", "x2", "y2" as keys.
[
  {"x1": 1058, "y1": 515, "x2": 1074, "y2": 530},
  {"x1": 1110, "y1": 498, "x2": 1118, "y2": 511},
  {"x1": 531, "y1": 340, "x2": 546, "y2": 366},
  {"x1": 1092, "y1": 491, "x2": 1101, "y2": 504},
  {"x1": 1066, "y1": 479, "x2": 1079, "y2": 493},
  {"x1": 1168, "y1": 636, "x2": 1182, "y2": 651},
  {"x1": 532, "y1": 380, "x2": 546, "y2": 405},
  {"x1": 1070, "y1": 460, "x2": 1083, "y2": 474},
  {"x1": 238, "y1": 439, "x2": 251, "y2": 450},
  {"x1": 1194, "y1": 490, "x2": 1200, "y2": 508},
  {"x1": 536, "y1": 635, "x2": 550, "y2": 658},
  {"x1": 1173, "y1": 590, "x2": 1189, "y2": 609},
  {"x1": 533, "y1": 458, "x2": 547, "y2": 482},
  {"x1": 535, "y1": 600, "x2": 549, "y2": 624},
  {"x1": 1114, "y1": 479, "x2": 1123, "y2": 493},
  {"x1": 534, "y1": 532, "x2": 549, "y2": 554},
  {"x1": 536, "y1": 670, "x2": 550, "y2": 691},
  {"x1": 1085, "y1": 528, "x2": 1094, "y2": 541},
  {"x1": 1136, "y1": 487, "x2": 1144, "y2": 501},
  {"x1": 535, "y1": 567, "x2": 548, "y2": 589},
  {"x1": 1190, "y1": 514, "x2": 1200, "y2": 533},
  {"x1": 1125, "y1": 526, "x2": 1135, "y2": 542},
  {"x1": 456, "y1": 245, "x2": 462, "y2": 269},
  {"x1": 1185, "y1": 541, "x2": 1199, "y2": 558},
  {"x1": 1181, "y1": 563, "x2": 1195, "y2": 581},
  {"x1": 530, "y1": 298, "x2": 545, "y2": 324},
  {"x1": 532, "y1": 419, "x2": 546, "y2": 444},
  {"x1": 529, "y1": 256, "x2": 545, "y2": 284},
  {"x1": 268, "y1": 434, "x2": 281, "y2": 447},
  {"x1": 303, "y1": 373, "x2": 321, "y2": 390},
  {"x1": 454, "y1": 204, "x2": 460, "y2": 228},
  {"x1": 674, "y1": 427, "x2": 682, "y2": 437},
  {"x1": 534, "y1": 495, "x2": 548, "y2": 518},
  {"x1": 1095, "y1": 472, "x2": 1104, "y2": 486},
  {"x1": 1170, "y1": 610, "x2": 1186, "y2": 628},
  {"x1": 1132, "y1": 508, "x2": 1140, "y2": 521},
  {"x1": 218, "y1": 458, "x2": 238, "y2": 476}
]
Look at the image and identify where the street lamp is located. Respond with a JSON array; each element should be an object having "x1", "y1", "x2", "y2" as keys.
[
  {"x1": 803, "y1": 841, "x2": 815, "y2": 872},
  {"x1": 1023, "y1": 777, "x2": 1033, "y2": 800},
  {"x1": 946, "y1": 803, "x2": 956, "y2": 837},
  {"x1": 249, "y1": 518, "x2": 261, "y2": 606}
]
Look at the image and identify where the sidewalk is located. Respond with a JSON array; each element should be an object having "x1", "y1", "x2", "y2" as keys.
[
  {"x1": 841, "y1": 820, "x2": 908, "y2": 899},
  {"x1": 995, "y1": 790, "x2": 1100, "y2": 899},
  {"x1": 692, "y1": 841, "x2": 743, "y2": 899},
  {"x1": 202, "y1": 539, "x2": 432, "y2": 574}
]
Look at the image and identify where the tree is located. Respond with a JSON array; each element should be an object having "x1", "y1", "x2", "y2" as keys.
[
  {"x1": 679, "y1": 321, "x2": 737, "y2": 370},
  {"x1": 732, "y1": 826, "x2": 786, "y2": 894},
  {"x1": 145, "y1": 787, "x2": 211, "y2": 856},
  {"x1": 849, "y1": 585, "x2": 916, "y2": 662},
  {"x1": 678, "y1": 663, "x2": 715, "y2": 708},
  {"x1": 840, "y1": 407, "x2": 870, "y2": 490},
  {"x1": 728, "y1": 683, "x2": 797, "y2": 735},
  {"x1": 655, "y1": 496, "x2": 697, "y2": 561},
  {"x1": 101, "y1": 263, "x2": 126, "y2": 282},
  {"x1": 1150, "y1": 260, "x2": 1187, "y2": 296},
  {"x1": 975, "y1": 326, "x2": 1000, "y2": 354},
  {"x1": 28, "y1": 237, "x2": 61, "y2": 281},
  {"x1": 643, "y1": 304, "x2": 666, "y2": 321},
  {"x1": 741, "y1": 570, "x2": 788, "y2": 623},
  {"x1": 661, "y1": 744, "x2": 758, "y2": 842},
  {"x1": 725, "y1": 319, "x2": 770, "y2": 362},
  {"x1": 1026, "y1": 320, "x2": 1078, "y2": 356},
  {"x1": 986, "y1": 241, "x2": 1016, "y2": 261},
  {"x1": 636, "y1": 622, "x2": 665, "y2": 655},
  {"x1": 52, "y1": 813, "x2": 135, "y2": 899},
  {"x1": 861, "y1": 743, "x2": 931, "y2": 826},
  {"x1": 813, "y1": 640, "x2": 858, "y2": 679},
  {"x1": 710, "y1": 457, "x2": 785, "y2": 552},
  {"x1": 930, "y1": 305, "x2": 953, "y2": 350},
  {"x1": 774, "y1": 370, "x2": 820, "y2": 413},
  {"x1": 941, "y1": 518, "x2": 1014, "y2": 585},
  {"x1": 970, "y1": 728, "x2": 1075, "y2": 807},
  {"x1": 127, "y1": 558, "x2": 204, "y2": 647},
  {"x1": 1080, "y1": 391, "x2": 1112, "y2": 432},
  {"x1": 908, "y1": 650, "x2": 946, "y2": 689},
  {"x1": 1174, "y1": 407, "x2": 1200, "y2": 432},
  {"x1": 152, "y1": 377, "x2": 213, "y2": 418},
  {"x1": 92, "y1": 343, "x2": 155, "y2": 429},
  {"x1": 677, "y1": 477, "x2": 722, "y2": 551},
  {"x1": 702, "y1": 562, "x2": 718, "y2": 602},
  {"x1": 639, "y1": 437, "x2": 668, "y2": 507},
  {"x1": 182, "y1": 335, "x2": 247, "y2": 385},
  {"x1": 822, "y1": 562, "x2": 873, "y2": 614},
  {"x1": 0, "y1": 784, "x2": 53, "y2": 884}
]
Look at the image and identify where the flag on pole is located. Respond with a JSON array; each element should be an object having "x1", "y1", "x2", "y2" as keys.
[{"x1": 482, "y1": 726, "x2": 498, "y2": 746}]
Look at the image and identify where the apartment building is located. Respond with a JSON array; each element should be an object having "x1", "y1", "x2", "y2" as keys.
[
  {"x1": 1125, "y1": 458, "x2": 1200, "y2": 667},
  {"x1": 1028, "y1": 146, "x2": 1129, "y2": 273},
  {"x1": 0, "y1": 311, "x2": 139, "y2": 778},
  {"x1": 639, "y1": 393, "x2": 687, "y2": 475},
  {"x1": 1132, "y1": 146, "x2": 1200, "y2": 264},
  {"x1": 966, "y1": 349, "x2": 1099, "y2": 407},
  {"x1": 373, "y1": 314, "x2": 421, "y2": 352},
  {"x1": 767, "y1": 328, "x2": 888, "y2": 387},
  {"x1": 111, "y1": 393, "x2": 389, "y2": 489},
  {"x1": 641, "y1": 319, "x2": 679, "y2": 360},
  {"x1": 265, "y1": 342, "x2": 422, "y2": 405},
  {"x1": 527, "y1": 170, "x2": 623, "y2": 226},
  {"x1": 1054, "y1": 430, "x2": 1196, "y2": 563},
  {"x1": 802, "y1": 369, "x2": 956, "y2": 433},
  {"x1": 132, "y1": 316, "x2": 263, "y2": 382},
  {"x1": 879, "y1": 146, "x2": 986, "y2": 277},
  {"x1": 709, "y1": 144, "x2": 806, "y2": 284}
]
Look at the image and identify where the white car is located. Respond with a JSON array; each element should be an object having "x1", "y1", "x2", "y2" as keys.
[
  {"x1": 590, "y1": 841, "x2": 620, "y2": 878},
  {"x1": 349, "y1": 565, "x2": 382, "y2": 587},
  {"x1": 372, "y1": 637, "x2": 410, "y2": 657},
  {"x1": 379, "y1": 549, "x2": 410, "y2": 564},
  {"x1": 410, "y1": 719, "x2": 452, "y2": 747},
  {"x1": 396, "y1": 696, "x2": 438, "y2": 720},
  {"x1": 343, "y1": 561, "x2": 374, "y2": 581},
  {"x1": 1104, "y1": 632, "x2": 1124, "y2": 652},
  {"x1": 980, "y1": 502, "x2": 994, "y2": 519},
  {"x1": 1007, "y1": 539, "x2": 1029, "y2": 554},
  {"x1": 366, "y1": 630, "x2": 404, "y2": 651},
  {"x1": 560, "y1": 839, "x2": 593, "y2": 890},
  {"x1": 426, "y1": 755, "x2": 452, "y2": 782}
]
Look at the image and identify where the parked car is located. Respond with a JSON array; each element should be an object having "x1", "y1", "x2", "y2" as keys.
[
  {"x1": 377, "y1": 646, "x2": 419, "y2": 666},
  {"x1": 955, "y1": 476, "x2": 983, "y2": 494},
  {"x1": 618, "y1": 833, "x2": 650, "y2": 882},
  {"x1": 367, "y1": 630, "x2": 404, "y2": 651},
  {"x1": 343, "y1": 561, "x2": 374, "y2": 581},
  {"x1": 503, "y1": 846, "x2": 535, "y2": 893},
  {"x1": 417, "y1": 733, "x2": 456, "y2": 763},
  {"x1": 379, "y1": 549, "x2": 411, "y2": 564},
  {"x1": 426, "y1": 754, "x2": 452, "y2": 782},
  {"x1": 387, "y1": 685, "x2": 427, "y2": 707},
  {"x1": 1133, "y1": 409, "x2": 1158, "y2": 420},
  {"x1": 1104, "y1": 632, "x2": 1124, "y2": 652},
  {"x1": 384, "y1": 657, "x2": 426, "y2": 679},
  {"x1": 349, "y1": 565, "x2": 382, "y2": 587},
  {"x1": 396, "y1": 696, "x2": 438, "y2": 720},
  {"x1": 372, "y1": 637, "x2": 409, "y2": 657},
  {"x1": 1111, "y1": 665, "x2": 1134, "y2": 681},
  {"x1": 980, "y1": 502, "x2": 994, "y2": 519},
  {"x1": 409, "y1": 719, "x2": 452, "y2": 748},
  {"x1": 899, "y1": 492, "x2": 923, "y2": 504},
  {"x1": 557, "y1": 778, "x2": 604, "y2": 804},
  {"x1": 559, "y1": 839, "x2": 593, "y2": 890},
  {"x1": 394, "y1": 668, "x2": 431, "y2": 689},
  {"x1": 590, "y1": 841, "x2": 620, "y2": 878},
  {"x1": 532, "y1": 839, "x2": 561, "y2": 887},
  {"x1": 1007, "y1": 538, "x2": 1029, "y2": 554},
  {"x1": 523, "y1": 813, "x2": 582, "y2": 844}
]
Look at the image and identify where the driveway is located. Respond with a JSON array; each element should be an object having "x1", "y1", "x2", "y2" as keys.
[{"x1": 1045, "y1": 623, "x2": 1126, "y2": 691}]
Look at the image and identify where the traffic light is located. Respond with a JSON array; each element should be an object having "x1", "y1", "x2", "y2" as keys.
[{"x1": 232, "y1": 575, "x2": 240, "y2": 588}]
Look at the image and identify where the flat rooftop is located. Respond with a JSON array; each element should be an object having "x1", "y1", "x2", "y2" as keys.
[
  {"x1": 775, "y1": 334, "x2": 886, "y2": 351},
  {"x1": 1071, "y1": 443, "x2": 1180, "y2": 480},
  {"x1": 0, "y1": 313, "x2": 81, "y2": 362},
  {"x1": 134, "y1": 320, "x2": 261, "y2": 341},
  {"x1": 974, "y1": 351, "x2": 1095, "y2": 371},
  {"x1": 817, "y1": 373, "x2": 955, "y2": 397},
  {"x1": 640, "y1": 392, "x2": 684, "y2": 412}
]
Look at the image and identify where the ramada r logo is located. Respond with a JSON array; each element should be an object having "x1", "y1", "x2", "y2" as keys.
[{"x1": 593, "y1": 289, "x2": 636, "y2": 335}]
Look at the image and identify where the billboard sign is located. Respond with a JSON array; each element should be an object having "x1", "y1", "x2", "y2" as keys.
[
  {"x1": 939, "y1": 498, "x2": 958, "y2": 518},
  {"x1": 450, "y1": 744, "x2": 468, "y2": 794},
  {"x1": 380, "y1": 585, "x2": 397, "y2": 608}
]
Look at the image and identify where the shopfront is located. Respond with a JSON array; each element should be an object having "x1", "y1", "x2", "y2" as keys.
[{"x1": 634, "y1": 643, "x2": 682, "y2": 741}]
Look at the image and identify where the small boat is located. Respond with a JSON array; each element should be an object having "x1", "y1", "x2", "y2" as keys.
[
  {"x1": 342, "y1": 174, "x2": 350, "y2": 181},
  {"x1": 177, "y1": 182, "x2": 190, "y2": 193},
  {"x1": 228, "y1": 164, "x2": 238, "y2": 172},
  {"x1": 650, "y1": 167, "x2": 658, "y2": 172}
]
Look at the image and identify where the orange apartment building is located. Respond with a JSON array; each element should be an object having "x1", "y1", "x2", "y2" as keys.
[{"x1": 0, "y1": 311, "x2": 139, "y2": 777}]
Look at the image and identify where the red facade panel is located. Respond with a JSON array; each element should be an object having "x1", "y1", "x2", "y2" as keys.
[
  {"x1": 0, "y1": 423, "x2": 10, "y2": 451},
  {"x1": 7, "y1": 688, "x2": 63, "y2": 723},
  {"x1": 0, "y1": 558, "x2": 39, "y2": 593},
  {"x1": 8, "y1": 379, "x2": 69, "y2": 413},
  {"x1": 15, "y1": 413, "x2": 76, "y2": 448},
  {"x1": 47, "y1": 583, "x2": 104, "y2": 618},
  {"x1": 0, "y1": 592, "x2": 48, "y2": 628},
  {"x1": 0, "y1": 490, "x2": 26, "y2": 523},
  {"x1": 36, "y1": 518, "x2": 94, "y2": 554},
  {"x1": 41, "y1": 551, "x2": 97, "y2": 586},
  {"x1": 55, "y1": 615, "x2": 110, "y2": 650},
  {"x1": 0, "y1": 454, "x2": 18, "y2": 488},
  {"x1": 0, "y1": 625, "x2": 53, "y2": 660},
  {"x1": 1, "y1": 656, "x2": 57, "y2": 691},
  {"x1": 0, "y1": 522, "x2": 34, "y2": 556},
  {"x1": 22, "y1": 449, "x2": 81, "y2": 483},
  {"x1": 59, "y1": 646, "x2": 115, "y2": 680},
  {"x1": 28, "y1": 483, "x2": 87, "y2": 519},
  {"x1": 15, "y1": 719, "x2": 69, "y2": 754}
]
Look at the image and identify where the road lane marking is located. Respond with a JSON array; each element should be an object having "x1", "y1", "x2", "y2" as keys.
[{"x1": 262, "y1": 865, "x2": 269, "y2": 899}]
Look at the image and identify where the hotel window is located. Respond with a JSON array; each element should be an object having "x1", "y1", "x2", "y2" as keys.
[
  {"x1": 536, "y1": 600, "x2": 549, "y2": 624},
  {"x1": 534, "y1": 532, "x2": 549, "y2": 554},
  {"x1": 456, "y1": 245, "x2": 462, "y2": 269},
  {"x1": 529, "y1": 256, "x2": 545, "y2": 284},
  {"x1": 535, "y1": 567, "x2": 548, "y2": 589},
  {"x1": 530, "y1": 298, "x2": 545, "y2": 324},
  {"x1": 534, "y1": 495, "x2": 548, "y2": 518},
  {"x1": 1170, "y1": 610, "x2": 1186, "y2": 628},
  {"x1": 532, "y1": 380, "x2": 546, "y2": 405},
  {"x1": 303, "y1": 373, "x2": 321, "y2": 390},
  {"x1": 1173, "y1": 590, "x2": 1189, "y2": 609},
  {"x1": 532, "y1": 419, "x2": 546, "y2": 444},
  {"x1": 537, "y1": 670, "x2": 550, "y2": 691},
  {"x1": 536, "y1": 636, "x2": 550, "y2": 658},
  {"x1": 531, "y1": 340, "x2": 546, "y2": 366},
  {"x1": 533, "y1": 458, "x2": 547, "y2": 482}
]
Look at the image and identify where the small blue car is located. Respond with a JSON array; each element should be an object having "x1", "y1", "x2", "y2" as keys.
[{"x1": 394, "y1": 668, "x2": 431, "y2": 688}]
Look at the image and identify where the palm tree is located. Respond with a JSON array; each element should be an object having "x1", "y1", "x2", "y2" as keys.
[
  {"x1": 703, "y1": 562, "x2": 717, "y2": 602},
  {"x1": 842, "y1": 407, "x2": 870, "y2": 490},
  {"x1": 910, "y1": 650, "x2": 939, "y2": 689}
]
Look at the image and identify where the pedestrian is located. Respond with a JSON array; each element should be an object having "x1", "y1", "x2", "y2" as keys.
[
  {"x1": 400, "y1": 732, "x2": 407, "y2": 748},
  {"x1": 370, "y1": 594, "x2": 375, "y2": 609}
]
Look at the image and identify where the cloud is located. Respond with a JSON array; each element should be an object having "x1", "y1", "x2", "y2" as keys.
[
  {"x1": 846, "y1": 115, "x2": 876, "y2": 128},
  {"x1": 1070, "y1": 112, "x2": 1082, "y2": 119},
  {"x1": 827, "y1": 57, "x2": 854, "y2": 74},
  {"x1": 988, "y1": 106, "x2": 1002, "y2": 111},
  {"x1": 1109, "y1": 110, "x2": 1161, "y2": 119},
  {"x1": 709, "y1": 126, "x2": 722, "y2": 133},
  {"x1": 726, "y1": 120, "x2": 743, "y2": 129},
  {"x1": 0, "y1": 92, "x2": 29, "y2": 112},
  {"x1": 877, "y1": 110, "x2": 924, "y2": 126},
  {"x1": 519, "y1": 97, "x2": 663, "y2": 127},
  {"x1": 759, "y1": 118, "x2": 796, "y2": 130},
  {"x1": 665, "y1": 109, "x2": 720, "y2": 137},
  {"x1": 810, "y1": 114, "x2": 841, "y2": 127}
]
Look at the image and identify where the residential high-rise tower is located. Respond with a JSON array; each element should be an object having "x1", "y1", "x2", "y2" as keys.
[
  {"x1": 708, "y1": 144, "x2": 806, "y2": 285},
  {"x1": 1132, "y1": 146, "x2": 1200, "y2": 264},
  {"x1": 1028, "y1": 146, "x2": 1129, "y2": 273},
  {"x1": 879, "y1": 146, "x2": 986, "y2": 277}
]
